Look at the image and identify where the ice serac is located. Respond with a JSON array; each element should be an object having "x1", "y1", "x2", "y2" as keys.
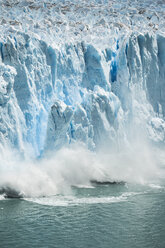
[
  {"x1": 0, "y1": 63, "x2": 25, "y2": 149},
  {"x1": 46, "y1": 100, "x2": 73, "y2": 151},
  {"x1": 0, "y1": 33, "x2": 55, "y2": 156},
  {"x1": 0, "y1": 29, "x2": 165, "y2": 156}
]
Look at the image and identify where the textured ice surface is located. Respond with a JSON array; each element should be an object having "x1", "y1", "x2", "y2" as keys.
[
  {"x1": 0, "y1": 0, "x2": 165, "y2": 157},
  {"x1": 0, "y1": 0, "x2": 165, "y2": 44}
]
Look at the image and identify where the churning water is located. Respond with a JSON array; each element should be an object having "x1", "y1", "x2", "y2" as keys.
[
  {"x1": 0, "y1": 182, "x2": 165, "y2": 248},
  {"x1": 0, "y1": 145, "x2": 165, "y2": 248}
]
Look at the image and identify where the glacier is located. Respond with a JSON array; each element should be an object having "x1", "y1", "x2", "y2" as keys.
[{"x1": 0, "y1": 0, "x2": 165, "y2": 196}]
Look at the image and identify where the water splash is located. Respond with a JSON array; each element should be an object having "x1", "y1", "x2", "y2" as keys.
[{"x1": 0, "y1": 141, "x2": 161, "y2": 198}]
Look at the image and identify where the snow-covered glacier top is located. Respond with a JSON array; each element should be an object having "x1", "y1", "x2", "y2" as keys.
[{"x1": 0, "y1": 0, "x2": 165, "y2": 45}]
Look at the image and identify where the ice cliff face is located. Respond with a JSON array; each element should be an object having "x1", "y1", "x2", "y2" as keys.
[
  {"x1": 0, "y1": 34, "x2": 55, "y2": 156},
  {"x1": 46, "y1": 33, "x2": 165, "y2": 153},
  {"x1": 0, "y1": 1, "x2": 165, "y2": 157}
]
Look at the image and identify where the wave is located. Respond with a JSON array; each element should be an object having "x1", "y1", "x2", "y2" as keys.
[
  {"x1": 0, "y1": 194, "x2": 5, "y2": 201},
  {"x1": 24, "y1": 191, "x2": 146, "y2": 207}
]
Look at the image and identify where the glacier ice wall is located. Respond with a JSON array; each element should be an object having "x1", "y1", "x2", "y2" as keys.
[
  {"x1": 0, "y1": 33, "x2": 56, "y2": 156},
  {"x1": 45, "y1": 33, "x2": 165, "y2": 153},
  {"x1": 0, "y1": 0, "x2": 165, "y2": 158},
  {"x1": 0, "y1": 30, "x2": 165, "y2": 157}
]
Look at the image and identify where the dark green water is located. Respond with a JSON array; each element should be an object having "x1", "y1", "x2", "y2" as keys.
[{"x1": 0, "y1": 183, "x2": 165, "y2": 248}]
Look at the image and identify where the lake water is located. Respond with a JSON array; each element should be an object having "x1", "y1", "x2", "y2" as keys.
[{"x1": 0, "y1": 181, "x2": 165, "y2": 248}]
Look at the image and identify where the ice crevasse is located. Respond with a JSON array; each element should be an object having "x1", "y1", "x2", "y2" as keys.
[{"x1": 0, "y1": 30, "x2": 165, "y2": 157}]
